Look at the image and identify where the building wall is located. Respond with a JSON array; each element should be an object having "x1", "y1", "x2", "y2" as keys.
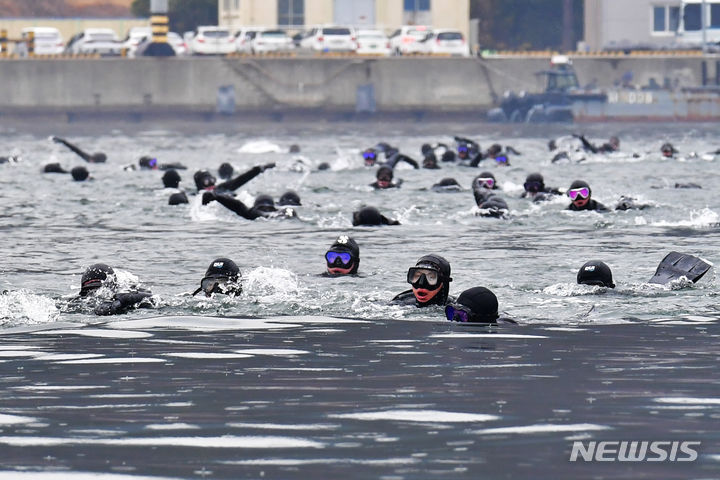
[
  {"x1": 0, "y1": 18, "x2": 149, "y2": 42},
  {"x1": 583, "y1": 0, "x2": 679, "y2": 50},
  {"x1": 219, "y1": 0, "x2": 469, "y2": 38}
]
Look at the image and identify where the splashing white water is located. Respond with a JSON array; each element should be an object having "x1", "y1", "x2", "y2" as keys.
[
  {"x1": 237, "y1": 140, "x2": 283, "y2": 154},
  {"x1": 0, "y1": 291, "x2": 59, "y2": 326}
]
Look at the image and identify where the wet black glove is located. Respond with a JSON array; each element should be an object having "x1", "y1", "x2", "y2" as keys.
[{"x1": 202, "y1": 191, "x2": 216, "y2": 205}]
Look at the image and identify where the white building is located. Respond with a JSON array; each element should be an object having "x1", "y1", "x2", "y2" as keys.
[
  {"x1": 584, "y1": 0, "x2": 681, "y2": 50},
  {"x1": 584, "y1": 0, "x2": 720, "y2": 51}
]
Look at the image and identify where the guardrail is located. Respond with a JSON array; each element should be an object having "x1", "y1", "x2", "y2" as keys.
[{"x1": 483, "y1": 49, "x2": 707, "y2": 58}]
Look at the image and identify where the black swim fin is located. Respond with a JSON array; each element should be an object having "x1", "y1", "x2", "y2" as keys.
[{"x1": 649, "y1": 252, "x2": 713, "y2": 285}]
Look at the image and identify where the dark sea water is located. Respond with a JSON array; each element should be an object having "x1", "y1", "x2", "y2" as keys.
[{"x1": 0, "y1": 119, "x2": 719, "y2": 479}]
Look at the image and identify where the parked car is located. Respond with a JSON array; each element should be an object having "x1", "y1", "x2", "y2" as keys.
[
  {"x1": 388, "y1": 25, "x2": 431, "y2": 55},
  {"x1": 355, "y1": 29, "x2": 391, "y2": 56},
  {"x1": 122, "y1": 26, "x2": 151, "y2": 57},
  {"x1": 65, "y1": 28, "x2": 122, "y2": 56},
  {"x1": 234, "y1": 27, "x2": 264, "y2": 54},
  {"x1": 300, "y1": 26, "x2": 356, "y2": 52},
  {"x1": 190, "y1": 26, "x2": 235, "y2": 55},
  {"x1": 250, "y1": 29, "x2": 293, "y2": 54},
  {"x1": 20, "y1": 27, "x2": 64, "y2": 55},
  {"x1": 167, "y1": 32, "x2": 189, "y2": 56},
  {"x1": 423, "y1": 29, "x2": 470, "y2": 57}
]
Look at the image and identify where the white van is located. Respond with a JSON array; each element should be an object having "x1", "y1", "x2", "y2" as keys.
[{"x1": 21, "y1": 27, "x2": 64, "y2": 55}]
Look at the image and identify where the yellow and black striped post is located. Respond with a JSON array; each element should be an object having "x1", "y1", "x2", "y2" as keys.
[
  {"x1": 144, "y1": 0, "x2": 174, "y2": 56},
  {"x1": 151, "y1": 0, "x2": 168, "y2": 43},
  {"x1": 0, "y1": 29, "x2": 7, "y2": 57},
  {"x1": 26, "y1": 30, "x2": 35, "y2": 57},
  {"x1": 151, "y1": 16, "x2": 168, "y2": 43}
]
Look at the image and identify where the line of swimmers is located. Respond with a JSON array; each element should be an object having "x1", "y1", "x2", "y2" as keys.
[
  {"x1": 33, "y1": 136, "x2": 703, "y2": 222},
  {"x1": 59, "y1": 236, "x2": 710, "y2": 321}
]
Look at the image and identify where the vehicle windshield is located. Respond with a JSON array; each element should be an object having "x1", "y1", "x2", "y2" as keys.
[
  {"x1": 437, "y1": 32, "x2": 463, "y2": 41},
  {"x1": 408, "y1": 29, "x2": 428, "y2": 38},
  {"x1": 261, "y1": 30, "x2": 287, "y2": 37},
  {"x1": 323, "y1": 28, "x2": 351, "y2": 35},
  {"x1": 203, "y1": 30, "x2": 230, "y2": 38},
  {"x1": 34, "y1": 32, "x2": 61, "y2": 40},
  {"x1": 87, "y1": 32, "x2": 117, "y2": 42},
  {"x1": 546, "y1": 71, "x2": 579, "y2": 92}
]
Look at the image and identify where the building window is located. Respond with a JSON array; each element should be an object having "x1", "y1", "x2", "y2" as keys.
[
  {"x1": 653, "y1": 5, "x2": 681, "y2": 33},
  {"x1": 404, "y1": 0, "x2": 430, "y2": 11},
  {"x1": 235, "y1": 0, "x2": 240, "y2": 9},
  {"x1": 278, "y1": 0, "x2": 304, "y2": 26},
  {"x1": 712, "y1": 4, "x2": 720, "y2": 27},
  {"x1": 653, "y1": 6, "x2": 666, "y2": 31},
  {"x1": 669, "y1": 6, "x2": 680, "y2": 31},
  {"x1": 684, "y1": 4, "x2": 701, "y2": 31}
]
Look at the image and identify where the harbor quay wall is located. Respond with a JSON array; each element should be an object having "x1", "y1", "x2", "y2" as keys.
[{"x1": 0, "y1": 56, "x2": 717, "y2": 115}]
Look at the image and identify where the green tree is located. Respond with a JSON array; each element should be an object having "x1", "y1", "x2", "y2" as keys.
[{"x1": 131, "y1": 0, "x2": 218, "y2": 33}]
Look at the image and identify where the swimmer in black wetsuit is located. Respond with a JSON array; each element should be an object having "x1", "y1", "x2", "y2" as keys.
[
  {"x1": 325, "y1": 235, "x2": 360, "y2": 276},
  {"x1": 163, "y1": 169, "x2": 181, "y2": 188},
  {"x1": 482, "y1": 143, "x2": 515, "y2": 166},
  {"x1": 577, "y1": 260, "x2": 615, "y2": 288},
  {"x1": 71, "y1": 166, "x2": 89, "y2": 181},
  {"x1": 362, "y1": 144, "x2": 419, "y2": 169},
  {"x1": 370, "y1": 166, "x2": 401, "y2": 189},
  {"x1": 661, "y1": 142, "x2": 678, "y2": 158},
  {"x1": 455, "y1": 137, "x2": 482, "y2": 166},
  {"x1": 441, "y1": 150, "x2": 456, "y2": 163},
  {"x1": 194, "y1": 163, "x2": 275, "y2": 193},
  {"x1": 471, "y1": 172, "x2": 508, "y2": 218},
  {"x1": 162, "y1": 170, "x2": 189, "y2": 205},
  {"x1": 352, "y1": 206, "x2": 400, "y2": 226},
  {"x1": 136, "y1": 156, "x2": 187, "y2": 171},
  {"x1": 278, "y1": 190, "x2": 302, "y2": 206},
  {"x1": 67, "y1": 263, "x2": 154, "y2": 316},
  {"x1": 42, "y1": 163, "x2": 90, "y2": 181},
  {"x1": 52, "y1": 136, "x2": 107, "y2": 163},
  {"x1": 445, "y1": 286, "x2": 515, "y2": 324},
  {"x1": 218, "y1": 163, "x2": 234, "y2": 179},
  {"x1": 574, "y1": 134, "x2": 619, "y2": 154},
  {"x1": 193, "y1": 258, "x2": 242, "y2": 297},
  {"x1": 421, "y1": 144, "x2": 443, "y2": 169},
  {"x1": 521, "y1": 173, "x2": 561, "y2": 202},
  {"x1": 0, "y1": 155, "x2": 19, "y2": 164},
  {"x1": 203, "y1": 192, "x2": 297, "y2": 220},
  {"x1": 471, "y1": 172, "x2": 499, "y2": 204},
  {"x1": 391, "y1": 254, "x2": 453, "y2": 308},
  {"x1": 567, "y1": 180, "x2": 609, "y2": 212},
  {"x1": 431, "y1": 178, "x2": 462, "y2": 192}
]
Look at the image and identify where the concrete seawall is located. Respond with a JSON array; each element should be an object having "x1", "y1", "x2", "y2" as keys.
[{"x1": 0, "y1": 56, "x2": 716, "y2": 117}]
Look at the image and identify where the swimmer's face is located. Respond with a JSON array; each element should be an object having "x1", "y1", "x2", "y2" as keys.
[
  {"x1": 327, "y1": 263, "x2": 355, "y2": 275},
  {"x1": 412, "y1": 283, "x2": 443, "y2": 304},
  {"x1": 572, "y1": 196, "x2": 590, "y2": 208}
]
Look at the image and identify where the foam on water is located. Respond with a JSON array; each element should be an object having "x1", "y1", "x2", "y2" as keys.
[
  {"x1": 31, "y1": 329, "x2": 152, "y2": 339},
  {"x1": 329, "y1": 410, "x2": 500, "y2": 423},
  {"x1": 237, "y1": 140, "x2": 284, "y2": 154},
  {"x1": 0, "y1": 291, "x2": 59, "y2": 327},
  {"x1": 471, "y1": 423, "x2": 611, "y2": 435},
  {"x1": 0, "y1": 435, "x2": 324, "y2": 448}
]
